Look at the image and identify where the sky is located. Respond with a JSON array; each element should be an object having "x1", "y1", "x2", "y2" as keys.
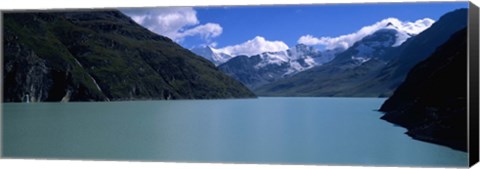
[{"x1": 120, "y1": 2, "x2": 468, "y2": 55}]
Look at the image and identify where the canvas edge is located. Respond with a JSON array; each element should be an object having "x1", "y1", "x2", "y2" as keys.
[
  {"x1": 468, "y1": 1, "x2": 480, "y2": 167},
  {"x1": 0, "y1": 1, "x2": 476, "y2": 168},
  {"x1": 1, "y1": 10, "x2": 4, "y2": 159}
]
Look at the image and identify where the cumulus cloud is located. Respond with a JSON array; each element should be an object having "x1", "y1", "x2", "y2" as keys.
[
  {"x1": 217, "y1": 36, "x2": 289, "y2": 56},
  {"x1": 121, "y1": 7, "x2": 222, "y2": 42},
  {"x1": 298, "y1": 17, "x2": 435, "y2": 50}
]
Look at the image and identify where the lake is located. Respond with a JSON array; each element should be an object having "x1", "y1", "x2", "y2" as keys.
[{"x1": 1, "y1": 97, "x2": 468, "y2": 167}]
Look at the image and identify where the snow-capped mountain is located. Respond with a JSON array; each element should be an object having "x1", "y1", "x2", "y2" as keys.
[
  {"x1": 217, "y1": 44, "x2": 340, "y2": 89},
  {"x1": 194, "y1": 18, "x2": 433, "y2": 67},
  {"x1": 219, "y1": 23, "x2": 425, "y2": 90},
  {"x1": 253, "y1": 44, "x2": 332, "y2": 73},
  {"x1": 256, "y1": 9, "x2": 466, "y2": 98},
  {"x1": 331, "y1": 28, "x2": 397, "y2": 67},
  {"x1": 191, "y1": 36, "x2": 290, "y2": 66},
  {"x1": 193, "y1": 43, "x2": 337, "y2": 69},
  {"x1": 190, "y1": 46, "x2": 233, "y2": 66},
  {"x1": 193, "y1": 18, "x2": 434, "y2": 90},
  {"x1": 329, "y1": 20, "x2": 434, "y2": 69},
  {"x1": 382, "y1": 18, "x2": 434, "y2": 47},
  {"x1": 253, "y1": 27, "x2": 409, "y2": 95}
]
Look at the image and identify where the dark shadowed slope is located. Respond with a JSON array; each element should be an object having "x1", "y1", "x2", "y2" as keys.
[
  {"x1": 379, "y1": 28, "x2": 467, "y2": 152},
  {"x1": 3, "y1": 10, "x2": 255, "y2": 102}
]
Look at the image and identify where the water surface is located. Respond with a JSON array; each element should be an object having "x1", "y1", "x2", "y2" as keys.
[{"x1": 2, "y1": 97, "x2": 468, "y2": 167}]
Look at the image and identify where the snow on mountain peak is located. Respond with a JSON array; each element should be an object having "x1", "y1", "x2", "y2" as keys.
[
  {"x1": 255, "y1": 51, "x2": 290, "y2": 68},
  {"x1": 190, "y1": 36, "x2": 290, "y2": 66},
  {"x1": 190, "y1": 45, "x2": 233, "y2": 65},
  {"x1": 382, "y1": 17, "x2": 435, "y2": 35},
  {"x1": 297, "y1": 17, "x2": 435, "y2": 50},
  {"x1": 193, "y1": 17, "x2": 434, "y2": 73},
  {"x1": 380, "y1": 17, "x2": 435, "y2": 46}
]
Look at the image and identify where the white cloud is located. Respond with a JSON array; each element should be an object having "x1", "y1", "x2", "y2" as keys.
[
  {"x1": 297, "y1": 17, "x2": 435, "y2": 50},
  {"x1": 217, "y1": 36, "x2": 289, "y2": 56},
  {"x1": 298, "y1": 35, "x2": 321, "y2": 46},
  {"x1": 179, "y1": 23, "x2": 223, "y2": 40},
  {"x1": 121, "y1": 7, "x2": 222, "y2": 42}
]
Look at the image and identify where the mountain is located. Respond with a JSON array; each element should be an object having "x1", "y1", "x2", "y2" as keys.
[
  {"x1": 327, "y1": 28, "x2": 398, "y2": 67},
  {"x1": 350, "y1": 8, "x2": 468, "y2": 97},
  {"x1": 217, "y1": 44, "x2": 340, "y2": 89},
  {"x1": 255, "y1": 26, "x2": 401, "y2": 96},
  {"x1": 3, "y1": 10, "x2": 256, "y2": 102},
  {"x1": 379, "y1": 27, "x2": 467, "y2": 152},
  {"x1": 190, "y1": 46, "x2": 233, "y2": 66},
  {"x1": 255, "y1": 8, "x2": 467, "y2": 97}
]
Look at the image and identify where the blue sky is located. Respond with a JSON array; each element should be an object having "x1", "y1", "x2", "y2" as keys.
[{"x1": 121, "y1": 2, "x2": 468, "y2": 54}]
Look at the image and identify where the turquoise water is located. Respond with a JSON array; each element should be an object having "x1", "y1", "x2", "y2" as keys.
[{"x1": 1, "y1": 97, "x2": 468, "y2": 167}]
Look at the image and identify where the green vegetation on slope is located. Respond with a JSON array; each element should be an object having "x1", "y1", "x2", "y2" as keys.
[{"x1": 3, "y1": 11, "x2": 255, "y2": 102}]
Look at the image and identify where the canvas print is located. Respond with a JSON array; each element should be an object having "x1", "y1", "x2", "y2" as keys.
[{"x1": 1, "y1": 1, "x2": 474, "y2": 167}]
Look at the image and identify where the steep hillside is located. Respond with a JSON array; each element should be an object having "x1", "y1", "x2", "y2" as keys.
[
  {"x1": 379, "y1": 28, "x2": 467, "y2": 152},
  {"x1": 3, "y1": 10, "x2": 255, "y2": 102}
]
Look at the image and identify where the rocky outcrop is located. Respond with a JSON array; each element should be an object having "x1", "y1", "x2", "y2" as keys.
[
  {"x1": 4, "y1": 30, "x2": 53, "y2": 102},
  {"x1": 3, "y1": 29, "x2": 108, "y2": 102}
]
